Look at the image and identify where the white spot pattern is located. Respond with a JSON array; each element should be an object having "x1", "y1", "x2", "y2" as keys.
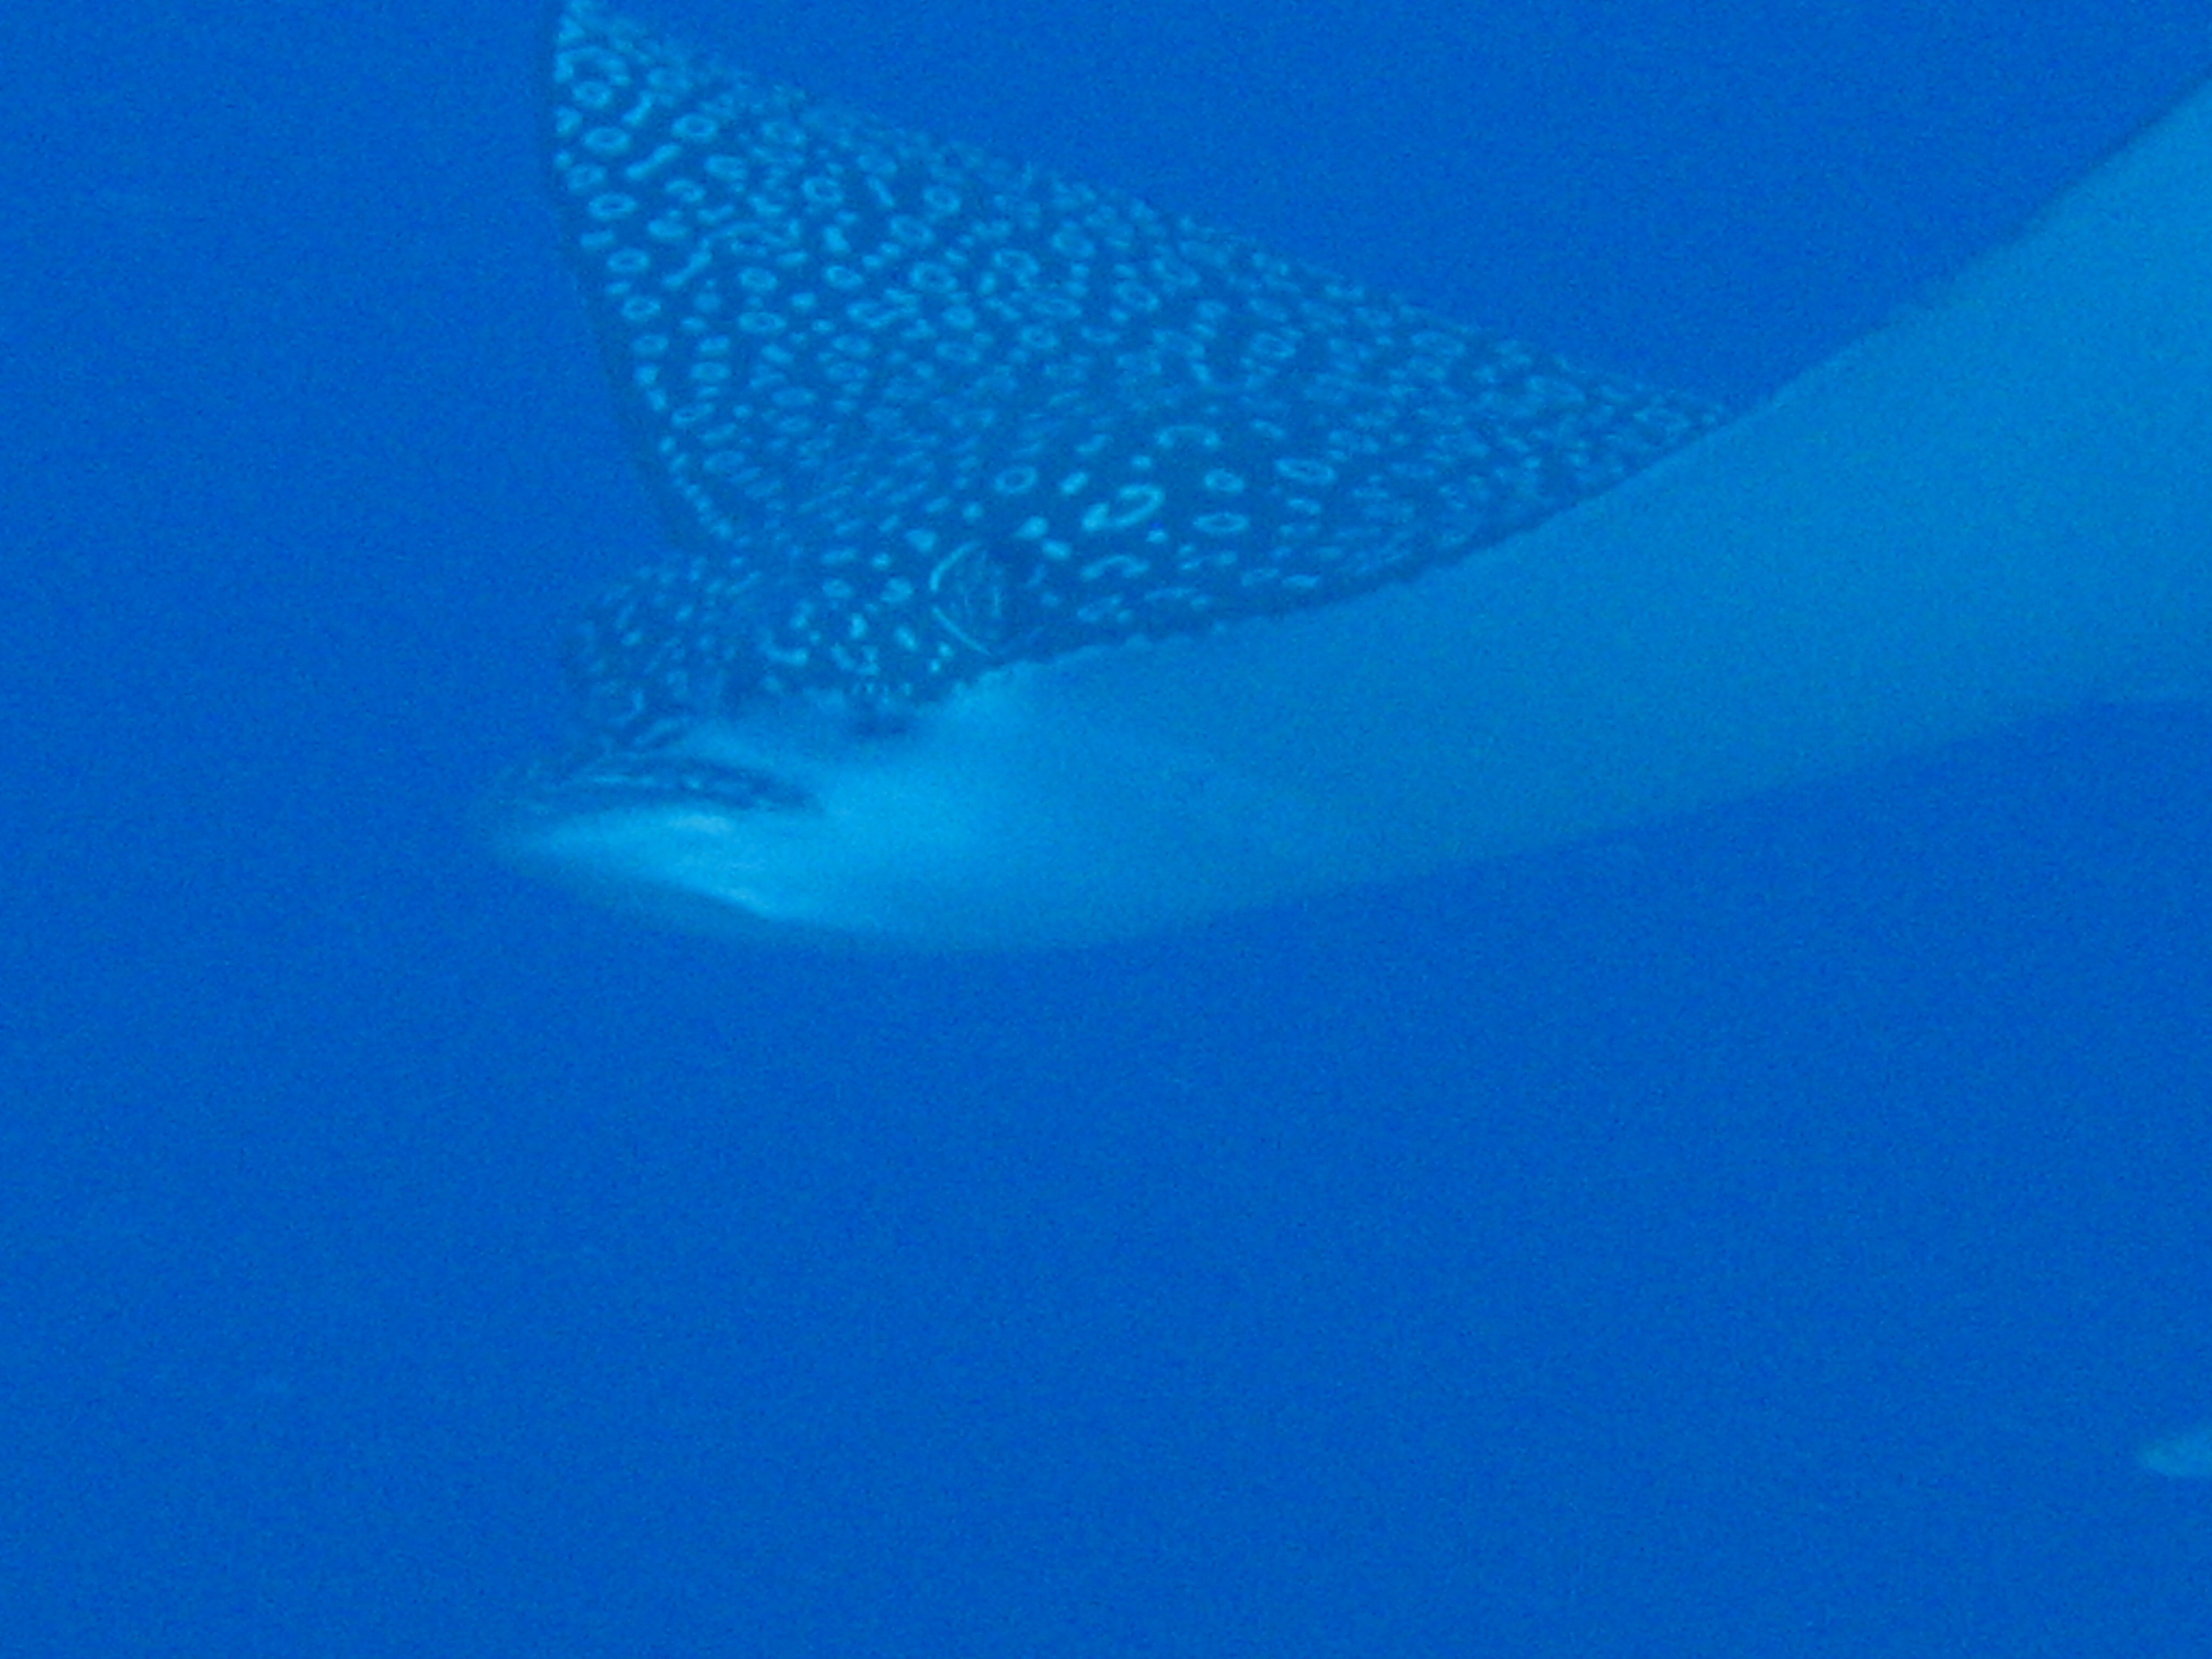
[{"x1": 547, "y1": 0, "x2": 1725, "y2": 731}]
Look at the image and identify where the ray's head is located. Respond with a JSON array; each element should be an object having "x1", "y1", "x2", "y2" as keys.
[{"x1": 488, "y1": 705, "x2": 918, "y2": 948}]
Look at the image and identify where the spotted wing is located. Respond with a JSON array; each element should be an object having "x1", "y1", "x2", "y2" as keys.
[{"x1": 546, "y1": 0, "x2": 1724, "y2": 730}]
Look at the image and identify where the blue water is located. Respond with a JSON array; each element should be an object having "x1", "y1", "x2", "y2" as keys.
[{"x1": 4, "y1": 1, "x2": 2211, "y2": 1651}]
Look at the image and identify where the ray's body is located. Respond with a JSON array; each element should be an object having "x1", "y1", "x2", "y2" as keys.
[{"x1": 496, "y1": 2, "x2": 2212, "y2": 948}]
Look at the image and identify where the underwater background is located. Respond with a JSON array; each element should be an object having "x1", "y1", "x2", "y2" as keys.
[{"x1": 5, "y1": 0, "x2": 2212, "y2": 1650}]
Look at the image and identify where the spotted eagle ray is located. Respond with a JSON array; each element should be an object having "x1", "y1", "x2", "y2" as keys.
[{"x1": 495, "y1": 0, "x2": 2212, "y2": 949}]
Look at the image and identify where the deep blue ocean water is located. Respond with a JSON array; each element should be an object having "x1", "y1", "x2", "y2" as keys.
[{"x1": 5, "y1": 1, "x2": 2212, "y2": 1651}]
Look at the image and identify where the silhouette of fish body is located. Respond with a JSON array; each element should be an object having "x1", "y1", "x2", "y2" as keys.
[{"x1": 496, "y1": 1, "x2": 2212, "y2": 948}]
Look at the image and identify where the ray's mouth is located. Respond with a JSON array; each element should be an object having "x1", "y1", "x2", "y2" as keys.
[{"x1": 490, "y1": 741, "x2": 819, "y2": 826}]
